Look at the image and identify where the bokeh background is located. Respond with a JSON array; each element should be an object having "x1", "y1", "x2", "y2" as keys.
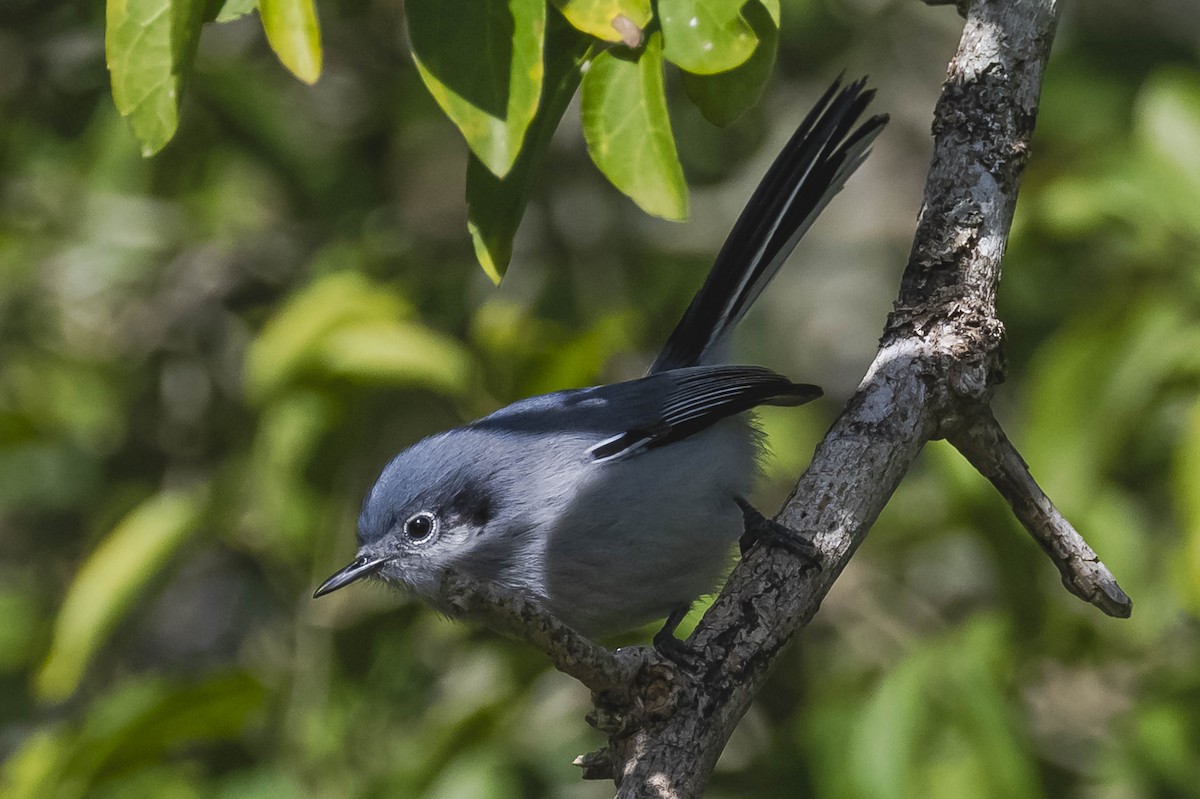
[{"x1": 2, "y1": 1, "x2": 1199, "y2": 796}]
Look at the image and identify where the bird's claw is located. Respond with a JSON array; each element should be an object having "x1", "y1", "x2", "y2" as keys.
[{"x1": 736, "y1": 497, "x2": 822, "y2": 569}]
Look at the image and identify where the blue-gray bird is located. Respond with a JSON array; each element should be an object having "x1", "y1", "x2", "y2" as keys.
[{"x1": 314, "y1": 77, "x2": 887, "y2": 649}]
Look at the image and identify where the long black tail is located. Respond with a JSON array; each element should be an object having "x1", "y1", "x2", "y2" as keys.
[{"x1": 650, "y1": 77, "x2": 888, "y2": 374}]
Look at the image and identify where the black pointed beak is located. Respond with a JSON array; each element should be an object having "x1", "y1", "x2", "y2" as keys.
[{"x1": 313, "y1": 554, "x2": 390, "y2": 598}]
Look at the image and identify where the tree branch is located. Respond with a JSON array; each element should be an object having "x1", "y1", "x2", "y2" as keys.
[
  {"x1": 948, "y1": 409, "x2": 1133, "y2": 617},
  {"x1": 444, "y1": 0, "x2": 1130, "y2": 793},
  {"x1": 440, "y1": 570, "x2": 639, "y2": 698},
  {"x1": 596, "y1": 0, "x2": 1129, "y2": 794}
]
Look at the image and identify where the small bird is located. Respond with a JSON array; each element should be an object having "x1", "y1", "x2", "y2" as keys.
[{"x1": 315, "y1": 77, "x2": 887, "y2": 650}]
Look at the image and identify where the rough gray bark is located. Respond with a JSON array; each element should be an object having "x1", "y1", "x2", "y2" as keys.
[{"x1": 440, "y1": 0, "x2": 1131, "y2": 795}]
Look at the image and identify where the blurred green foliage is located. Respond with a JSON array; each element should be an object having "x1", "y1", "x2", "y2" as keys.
[{"x1": 1, "y1": 1, "x2": 1199, "y2": 797}]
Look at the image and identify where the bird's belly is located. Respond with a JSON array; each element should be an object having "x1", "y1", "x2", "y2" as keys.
[{"x1": 537, "y1": 418, "x2": 758, "y2": 636}]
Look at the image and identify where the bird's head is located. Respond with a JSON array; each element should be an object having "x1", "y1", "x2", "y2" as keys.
[{"x1": 313, "y1": 431, "x2": 503, "y2": 603}]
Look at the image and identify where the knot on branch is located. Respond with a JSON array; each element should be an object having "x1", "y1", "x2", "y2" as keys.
[
  {"x1": 940, "y1": 314, "x2": 1006, "y2": 399},
  {"x1": 579, "y1": 650, "x2": 686, "y2": 782},
  {"x1": 439, "y1": 569, "x2": 692, "y2": 769},
  {"x1": 589, "y1": 648, "x2": 682, "y2": 735},
  {"x1": 923, "y1": 317, "x2": 1006, "y2": 437},
  {"x1": 875, "y1": 315, "x2": 1004, "y2": 439}
]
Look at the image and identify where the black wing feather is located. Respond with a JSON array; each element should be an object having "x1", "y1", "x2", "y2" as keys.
[{"x1": 587, "y1": 366, "x2": 821, "y2": 463}]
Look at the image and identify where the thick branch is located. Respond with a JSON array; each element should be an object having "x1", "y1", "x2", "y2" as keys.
[
  {"x1": 609, "y1": 341, "x2": 939, "y2": 791},
  {"x1": 949, "y1": 409, "x2": 1133, "y2": 617},
  {"x1": 889, "y1": 0, "x2": 1057, "y2": 337}
]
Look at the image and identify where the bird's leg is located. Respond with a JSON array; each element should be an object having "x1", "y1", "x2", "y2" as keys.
[
  {"x1": 652, "y1": 606, "x2": 699, "y2": 669},
  {"x1": 735, "y1": 496, "x2": 822, "y2": 569}
]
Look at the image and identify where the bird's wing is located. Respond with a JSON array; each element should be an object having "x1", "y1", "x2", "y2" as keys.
[{"x1": 586, "y1": 365, "x2": 821, "y2": 463}]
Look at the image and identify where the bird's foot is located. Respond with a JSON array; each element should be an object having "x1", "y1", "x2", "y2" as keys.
[
  {"x1": 736, "y1": 497, "x2": 822, "y2": 570},
  {"x1": 652, "y1": 607, "x2": 700, "y2": 670}
]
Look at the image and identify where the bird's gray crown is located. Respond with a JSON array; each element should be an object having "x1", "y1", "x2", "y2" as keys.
[{"x1": 357, "y1": 430, "x2": 502, "y2": 547}]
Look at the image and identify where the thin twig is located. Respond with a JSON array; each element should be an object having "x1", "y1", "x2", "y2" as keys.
[
  {"x1": 572, "y1": 749, "x2": 616, "y2": 780},
  {"x1": 949, "y1": 409, "x2": 1132, "y2": 617},
  {"x1": 440, "y1": 570, "x2": 640, "y2": 696}
]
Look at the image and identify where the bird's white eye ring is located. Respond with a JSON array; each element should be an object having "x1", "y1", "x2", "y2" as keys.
[{"x1": 404, "y1": 511, "x2": 437, "y2": 541}]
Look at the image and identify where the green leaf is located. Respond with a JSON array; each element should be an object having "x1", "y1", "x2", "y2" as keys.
[
  {"x1": 853, "y1": 648, "x2": 926, "y2": 799},
  {"x1": 467, "y1": 15, "x2": 589, "y2": 282},
  {"x1": 258, "y1": 0, "x2": 323, "y2": 84},
  {"x1": 79, "y1": 673, "x2": 268, "y2": 759},
  {"x1": 1136, "y1": 68, "x2": 1200, "y2": 192},
  {"x1": 581, "y1": 33, "x2": 688, "y2": 220},
  {"x1": 105, "y1": 0, "x2": 207, "y2": 156},
  {"x1": 524, "y1": 310, "x2": 639, "y2": 395},
  {"x1": 245, "y1": 391, "x2": 333, "y2": 559},
  {"x1": 1131, "y1": 68, "x2": 1200, "y2": 237},
  {"x1": 244, "y1": 272, "x2": 473, "y2": 402},
  {"x1": 244, "y1": 272, "x2": 410, "y2": 403},
  {"x1": 408, "y1": 0, "x2": 546, "y2": 179},
  {"x1": 552, "y1": 0, "x2": 652, "y2": 43},
  {"x1": 215, "y1": 0, "x2": 256, "y2": 22},
  {"x1": 0, "y1": 728, "x2": 72, "y2": 799},
  {"x1": 682, "y1": 0, "x2": 778, "y2": 126},
  {"x1": 659, "y1": 0, "x2": 758, "y2": 75},
  {"x1": 35, "y1": 487, "x2": 209, "y2": 702},
  {"x1": 317, "y1": 322, "x2": 473, "y2": 394}
]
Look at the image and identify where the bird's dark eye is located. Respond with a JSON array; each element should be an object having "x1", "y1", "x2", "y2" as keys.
[{"x1": 404, "y1": 511, "x2": 436, "y2": 540}]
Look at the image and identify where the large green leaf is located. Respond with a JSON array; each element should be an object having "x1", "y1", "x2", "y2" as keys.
[
  {"x1": 244, "y1": 390, "x2": 333, "y2": 561},
  {"x1": 244, "y1": 271, "x2": 406, "y2": 403},
  {"x1": 318, "y1": 322, "x2": 473, "y2": 392},
  {"x1": 659, "y1": 0, "x2": 759, "y2": 75},
  {"x1": 581, "y1": 32, "x2": 688, "y2": 220},
  {"x1": 258, "y1": 0, "x2": 323, "y2": 84},
  {"x1": 35, "y1": 487, "x2": 209, "y2": 702},
  {"x1": 105, "y1": 0, "x2": 207, "y2": 156},
  {"x1": 408, "y1": 0, "x2": 546, "y2": 179},
  {"x1": 466, "y1": 15, "x2": 589, "y2": 282},
  {"x1": 683, "y1": 0, "x2": 779, "y2": 126},
  {"x1": 243, "y1": 272, "x2": 473, "y2": 402},
  {"x1": 552, "y1": 0, "x2": 652, "y2": 43}
]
